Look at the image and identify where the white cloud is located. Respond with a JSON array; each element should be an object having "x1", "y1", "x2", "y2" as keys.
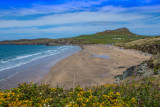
[
  {"x1": 0, "y1": 0, "x2": 107, "y2": 16},
  {"x1": 0, "y1": 0, "x2": 159, "y2": 17},
  {"x1": 0, "y1": 11, "x2": 147, "y2": 28},
  {"x1": 101, "y1": 5, "x2": 127, "y2": 12},
  {"x1": 0, "y1": 1, "x2": 160, "y2": 38},
  {"x1": 0, "y1": 20, "x2": 160, "y2": 35},
  {"x1": 0, "y1": 25, "x2": 108, "y2": 34},
  {"x1": 129, "y1": 5, "x2": 160, "y2": 13}
]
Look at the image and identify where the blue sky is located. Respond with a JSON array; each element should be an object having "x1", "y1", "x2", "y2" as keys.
[{"x1": 0, "y1": 0, "x2": 160, "y2": 40}]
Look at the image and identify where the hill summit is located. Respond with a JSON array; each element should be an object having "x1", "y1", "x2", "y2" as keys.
[{"x1": 96, "y1": 27, "x2": 136, "y2": 35}]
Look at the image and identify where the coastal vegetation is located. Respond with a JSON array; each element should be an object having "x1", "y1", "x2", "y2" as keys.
[
  {"x1": 0, "y1": 76, "x2": 159, "y2": 107},
  {"x1": 148, "y1": 54, "x2": 160, "y2": 75},
  {"x1": 0, "y1": 27, "x2": 148, "y2": 45},
  {"x1": 116, "y1": 36, "x2": 160, "y2": 54},
  {"x1": 115, "y1": 34, "x2": 160, "y2": 78},
  {"x1": 63, "y1": 27, "x2": 147, "y2": 45}
]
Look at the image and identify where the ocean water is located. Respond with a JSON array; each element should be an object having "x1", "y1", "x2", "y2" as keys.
[{"x1": 0, "y1": 45, "x2": 79, "y2": 72}]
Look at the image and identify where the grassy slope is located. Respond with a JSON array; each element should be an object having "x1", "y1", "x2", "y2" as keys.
[
  {"x1": 70, "y1": 33, "x2": 147, "y2": 44},
  {"x1": 58, "y1": 27, "x2": 148, "y2": 45},
  {"x1": 71, "y1": 27, "x2": 145, "y2": 44},
  {"x1": 116, "y1": 36, "x2": 160, "y2": 54}
]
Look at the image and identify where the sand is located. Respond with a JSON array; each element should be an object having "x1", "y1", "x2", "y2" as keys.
[
  {"x1": 0, "y1": 46, "x2": 81, "y2": 90},
  {"x1": 42, "y1": 45, "x2": 151, "y2": 89}
]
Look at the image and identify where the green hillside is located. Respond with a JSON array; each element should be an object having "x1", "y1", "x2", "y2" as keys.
[
  {"x1": 56, "y1": 27, "x2": 148, "y2": 45},
  {"x1": 0, "y1": 27, "x2": 148, "y2": 45}
]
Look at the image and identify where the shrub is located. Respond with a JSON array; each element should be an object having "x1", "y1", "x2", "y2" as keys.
[{"x1": 0, "y1": 77, "x2": 160, "y2": 107}]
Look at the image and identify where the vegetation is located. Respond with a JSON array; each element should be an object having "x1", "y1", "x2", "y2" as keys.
[
  {"x1": 0, "y1": 27, "x2": 148, "y2": 45},
  {"x1": 148, "y1": 54, "x2": 160, "y2": 75},
  {"x1": 116, "y1": 36, "x2": 160, "y2": 54},
  {"x1": 72, "y1": 27, "x2": 147, "y2": 44},
  {"x1": 69, "y1": 34, "x2": 146, "y2": 45},
  {"x1": 0, "y1": 76, "x2": 160, "y2": 107}
]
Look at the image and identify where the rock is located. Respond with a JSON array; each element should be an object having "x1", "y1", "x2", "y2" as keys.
[
  {"x1": 115, "y1": 62, "x2": 154, "y2": 81},
  {"x1": 148, "y1": 54, "x2": 160, "y2": 69}
]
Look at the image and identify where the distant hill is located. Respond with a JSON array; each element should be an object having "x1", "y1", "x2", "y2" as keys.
[
  {"x1": 96, "y1": 27, "x2": 136, "y2": 35},
  {"x1": 0, "y1": 27, "x2": 148, "y2": 45}
]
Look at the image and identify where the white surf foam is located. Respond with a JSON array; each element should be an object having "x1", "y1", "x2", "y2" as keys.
[{"x1": 0, "y1": 46, "x2": 71, "y2": 72}]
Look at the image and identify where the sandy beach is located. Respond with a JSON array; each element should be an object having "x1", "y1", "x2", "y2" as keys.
[
  {"x1": 42, "y1": 45, "x2": 151, "y2": 89},
  {"x1": 0, "y1": 46, "x2": 81, "y2": 90}
]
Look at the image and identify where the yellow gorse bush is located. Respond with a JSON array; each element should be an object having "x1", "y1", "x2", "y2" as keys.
[{"x1": 0, "y1": 77, "x2": 160, "y2": 107}]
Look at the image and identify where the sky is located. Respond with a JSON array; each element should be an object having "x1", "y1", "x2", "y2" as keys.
[{"x1": 0, "y1": 0, "x2": 160, "y2": 40}]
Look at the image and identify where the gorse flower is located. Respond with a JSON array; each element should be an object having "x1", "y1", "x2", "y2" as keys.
[
  {"x1": 116, "y1": 92, "x2": 120, "y2": 96},
  {"x1": 0, "y1": 77, "x2": 159, "y2": 107}
]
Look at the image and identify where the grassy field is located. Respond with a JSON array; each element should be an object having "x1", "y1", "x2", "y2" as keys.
[
  {"x1": 69, "y1": 33, "x2": 147, "y2": 44},
  {"x1": 0, "y1": 76, "x2": 159, "y2": 107}
]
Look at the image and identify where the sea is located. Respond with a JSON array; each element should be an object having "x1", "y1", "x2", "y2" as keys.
[{"x1": 0, "y1": 45, "x2": 81, "y2": 85}]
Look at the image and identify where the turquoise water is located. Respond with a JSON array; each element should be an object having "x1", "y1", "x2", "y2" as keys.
[{"x1": 0, "y1": 45, "x2": 77, "y2": 72}]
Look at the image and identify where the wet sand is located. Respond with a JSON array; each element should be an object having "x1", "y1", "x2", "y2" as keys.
[
  {"x1": 42, "y1": 45, "x2": 151, "y2": 89},
  {"x1": 0, "y1": 46, "x2": 81, "y2": 90}
]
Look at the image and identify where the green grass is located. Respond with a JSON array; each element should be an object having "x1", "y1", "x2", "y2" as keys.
[
  {"x1": 70, "y1": 34, "x2": 147, "y2": 44},
  {"x1": 0, "y1": 33, "x2": 148, "y2": 45}
]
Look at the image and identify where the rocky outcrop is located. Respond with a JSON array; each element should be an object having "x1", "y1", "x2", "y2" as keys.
[
  {"x1": 148, "y1": 54, "x2": 160, "y2": 75},
  {"x1": 96, "y1": 27, "x2": 136, "y2": 35},
  {"x1": 115, "y1": 62, "x2": 154, "y2": 81},
  {"x1": 116, "y1": 54, "x2": 160, "y2": 82}
]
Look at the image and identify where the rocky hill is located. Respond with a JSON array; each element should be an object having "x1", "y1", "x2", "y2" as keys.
[{"x1": 96, "y1": 27, "x2": 136, "y2": 35}]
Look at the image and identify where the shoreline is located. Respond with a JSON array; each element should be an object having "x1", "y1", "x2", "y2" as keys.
[
  {"x1": 42, "y1": 45, "x2": 151, "y2": 89},
  {"x1": 0, "y1": 44, "x2": 152, "y2": 90},
  {"x1": 0, "y1": 46, "x2": 81, "y2": 90}
]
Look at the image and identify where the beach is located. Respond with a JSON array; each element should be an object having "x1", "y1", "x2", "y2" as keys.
[
  {"x1": 0, "y1": 46, "x2": 81, "y2": 90},
  {"x1": 42, "y1": 45, "x2": 151, "y2": 89},
  {"x1": 0, "y1": 45, "x2": 151, "y2": 90}
]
